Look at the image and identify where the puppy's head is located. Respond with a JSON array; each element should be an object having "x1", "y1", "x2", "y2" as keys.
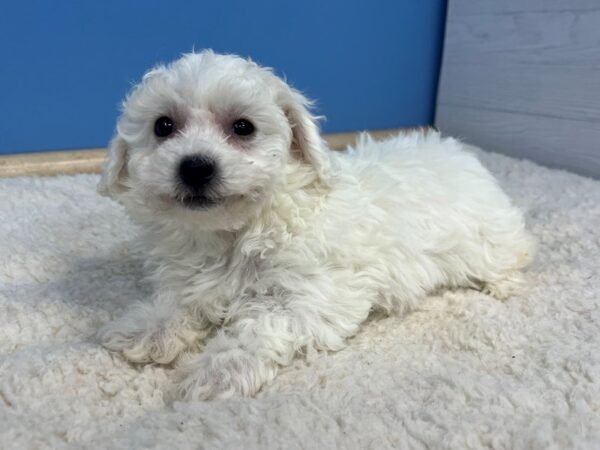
[{"x1": 99, "y1": 50, "x2": 331, "y2": 231}]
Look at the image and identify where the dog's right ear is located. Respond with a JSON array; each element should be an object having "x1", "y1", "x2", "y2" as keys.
[{"x1": 98, "y1": 134, "x2": 129, "y2": 199}]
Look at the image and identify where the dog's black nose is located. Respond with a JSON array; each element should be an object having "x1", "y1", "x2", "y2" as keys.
[{"x1": 178, "y1": 156, "x2": 216, "y2": 190}]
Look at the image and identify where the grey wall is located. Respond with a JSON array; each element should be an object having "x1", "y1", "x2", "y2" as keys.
[{"x1": 435, "y1": 0, "x2": 600, "y2": 178}]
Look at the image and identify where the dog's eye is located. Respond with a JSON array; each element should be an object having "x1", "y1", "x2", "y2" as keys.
[
  {"x1": 154, "y1": 116, "x2": 175, "y2": 138},
  {"x1": 232, "y1": 119, "x2": 255, "y2": 136}
]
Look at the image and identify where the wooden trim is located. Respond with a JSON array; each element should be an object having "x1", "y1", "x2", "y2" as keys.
[
  {"x1": 0, "y1": 149, "x2": 107, "y2": 178},
  {"x1": 324, "y1": 128, "x2": 402, "y2": 151},
  {"x1": 0, "y1": 128, "x2": 404, "y2": 178}
]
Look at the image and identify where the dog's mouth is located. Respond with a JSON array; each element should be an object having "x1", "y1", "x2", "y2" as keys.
[
  {"x1": 178, "y1": 194, "x2": 223, "y2": 209},
  {"x1": 157, "y1": 192, "x2": 245, "y2": 211},
  {"x1": 157, "y1": 192, "x2": 223, "y2": 210}
]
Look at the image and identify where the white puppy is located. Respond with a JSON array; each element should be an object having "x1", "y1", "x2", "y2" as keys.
[{"x1": 97, "y1": 50, "x2": 534, "y2": 401}]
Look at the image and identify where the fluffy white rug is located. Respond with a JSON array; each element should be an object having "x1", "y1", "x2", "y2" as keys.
[{"x1": 1, "y1": 147, "x2": 600, "y2": 450}]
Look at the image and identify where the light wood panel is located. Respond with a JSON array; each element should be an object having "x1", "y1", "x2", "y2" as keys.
[
  {"x1": 449, "y1": 0, "x2": 600, "y2": 15},
  {"x1": 0, "y1": 128, "x2": 405, "y2": 178},
  {"x1": 440, "y1": 105, "x2": 600, "y2": 175},
  {"x1": 436, "y1": 0, "x2": 600, "y2": 178}
]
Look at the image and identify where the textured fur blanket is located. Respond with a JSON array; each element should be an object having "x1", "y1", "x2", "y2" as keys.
[{"x1": 1, "y1": 149, "x2": 599, "y2": 449}]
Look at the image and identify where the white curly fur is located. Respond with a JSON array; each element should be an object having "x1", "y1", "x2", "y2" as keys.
[{"x1": 97, "y1": 50, "x2": 535, "y2": 401}]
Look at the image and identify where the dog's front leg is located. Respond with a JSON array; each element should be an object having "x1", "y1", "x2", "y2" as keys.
[
  {"x1": 170, "y1": 327, "x2": 279, "y2": 401},
  {"x1": 98, "y1": 292, "x2": 210, "y2": 364},
  {"x1": 171, "y1": 293, "x2": 367, "y2": 401}
]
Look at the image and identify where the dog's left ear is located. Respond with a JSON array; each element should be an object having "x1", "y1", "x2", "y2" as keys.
[
  {"x1": 97, "y1": 134, "x2": 129, "y2": 199},
  {"x1": 276, "y1": 82, "x2": 333, "y2": 184}
]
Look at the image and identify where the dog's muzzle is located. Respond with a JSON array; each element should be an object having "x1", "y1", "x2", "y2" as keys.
[
  {"x1": 179, "y1": 155, "x2": 216, "y2": 189},
  {"x1": 176, "y1": 155, "x2": 221, "y2": 209}
]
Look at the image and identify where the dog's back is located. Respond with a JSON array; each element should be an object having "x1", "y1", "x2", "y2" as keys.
[{"x1": 319, "y1": 130, "x2": 535, "y2": 308}]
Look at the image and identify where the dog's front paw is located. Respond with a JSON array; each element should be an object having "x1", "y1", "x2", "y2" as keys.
[
  {"x1": 98, "y1": 306, "x2": 198, "y2": 364},
  {"x1": 170, "y1": 348, "x2": 276, "y2": 401}
]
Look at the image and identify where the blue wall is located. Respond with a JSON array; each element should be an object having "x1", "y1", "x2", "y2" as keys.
[{"x1": 0, "y1": 0, "x2": 447, "y2": 154}]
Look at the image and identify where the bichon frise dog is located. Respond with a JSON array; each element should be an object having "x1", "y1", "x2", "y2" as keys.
[{"x1": 97, "y1": 50, "x2": 534, "y2": 401}]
